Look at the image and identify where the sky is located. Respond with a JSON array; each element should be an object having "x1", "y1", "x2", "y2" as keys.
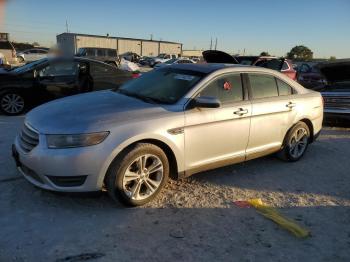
[{"x1": 1, "y1": 0, "x2": 350, "y2": 58}]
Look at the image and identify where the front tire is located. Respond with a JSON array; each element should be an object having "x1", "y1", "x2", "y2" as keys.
[
  {"x1": 106, "y1": 143, "x2": 169, "y2": 206},
  {"x1": 0, "y1": 91, "x2": 26, "y2": 115},
  {"x1": 277, "y1": 122, "x2": 310, "y2": 162}
]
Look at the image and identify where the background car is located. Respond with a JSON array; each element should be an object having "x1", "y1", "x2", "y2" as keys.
[
  {"x1": 254, "y1": 58, "x2": 297, "y2": 80},
  {"x1": 149, "y1": 53, "x2": 178, "y2": 67},
  {"x1": 153, "y1": 58, "x2": 194, "y2": 69},
  {"x1": 76, "y1": 47, "x2": 119, "y2": 67},
  {"x1": 0, "y1": 57, "x2": 134, "y2": 115},
  {"x1": 297, "y1": 62, "x2": 327, "y2": 90},
  {"x1": 0, "y1": 40, "x2": 17, "y2": 64},
  {"x1": 318, "y1": 59, "x2": 350, "y2": 122},
  {"x1": 17, "y1": 48, "x2": 49, "y2": 63}
]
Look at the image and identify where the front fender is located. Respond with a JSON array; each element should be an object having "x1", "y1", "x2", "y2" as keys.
[{"x1": 96, "y1": 126, "x2": 185, "y2": 188}]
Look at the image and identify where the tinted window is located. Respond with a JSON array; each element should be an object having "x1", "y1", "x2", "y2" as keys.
[
  {"x1": 107, "y1": 49, "x2": 117, "y2": 57},
  {"x1": 117, "y1": 68, "x2": 205, "y2": 104},
  {"x1": 249, "y1": 74, "x2": 278, "y2": 99},
  {"x1": 86, "y1": 49, "x2": 95, "y2": 56},
  {"x1": 200, "y1": 74, "x2": 243, "y2": 103},
  {"x1": 39, "y1": 61, "x2": 78, "y2": 77},
  {"x1": 96, "y1": 49, "x2": 105, "y2": 57},
  {"x1": 276, "y1": 78, "x2": 292, "y2": 96},
  {"x1": 36, "y1": 49, "x2": 48, "y2": 54},
  {"x1": 282, "y1": 61, "x2": 289, "y2": 70}
]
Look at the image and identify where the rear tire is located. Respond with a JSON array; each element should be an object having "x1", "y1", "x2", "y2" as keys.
[
  {"x1": 277, "y1": 122, "x2": 310, "y2": 162},
  {"x1": 105, "y1": 143, "x2": 169, "y2": 206},
  {"x1": 0, "y1": 91, "x2": 26, "y2": 115}
]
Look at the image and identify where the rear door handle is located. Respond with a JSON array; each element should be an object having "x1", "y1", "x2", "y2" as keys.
[
  {"x1": 234, "y1": 108, "x2": 248, "y2": 116},
  {"x1": 286, "y1": 102, "x2": 296, "y2": 108}
]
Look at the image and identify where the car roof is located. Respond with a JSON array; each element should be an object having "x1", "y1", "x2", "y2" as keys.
[{"x1": 169, "y1": 63, "x2": 251, "y2": 74}]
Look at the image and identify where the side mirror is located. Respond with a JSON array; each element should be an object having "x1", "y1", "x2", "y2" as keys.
[{"x1": 192, "y1": 96, "x2": 221, "y2": 108}]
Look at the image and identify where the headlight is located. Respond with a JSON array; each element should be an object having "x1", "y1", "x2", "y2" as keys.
[{"x1": 46, "y1": 132, "x2": 109, "y2": 149}]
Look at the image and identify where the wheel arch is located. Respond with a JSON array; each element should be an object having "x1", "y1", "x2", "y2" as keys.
[
  {"x1": 299, "y1": 118, "x2": 315, "y2": 143},
  {"x1": 100, "y1": 136, "x2": 182, "y2": 188}
]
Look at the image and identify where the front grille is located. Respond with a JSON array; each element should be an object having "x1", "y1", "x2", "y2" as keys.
[
  {"x1": 19, "y1": 123, "x2": 39, "y2": 153},
  {"x1": 47, "y1": 176, "x2": 87, "y2": 187},
  {"x1": 323, "y1": 95, "x2": 350, "y2": 110}
]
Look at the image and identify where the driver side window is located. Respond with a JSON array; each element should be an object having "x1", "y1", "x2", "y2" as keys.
[
  {"x1": 39, "y1": 62, "x2": 79, "y2": 77},
  {"x1": 199, "y1": 74, "x2": 243, "y2": 104}
]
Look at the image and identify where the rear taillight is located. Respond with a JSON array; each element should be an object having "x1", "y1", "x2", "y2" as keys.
[{"x1": 132, "y1": 73, "x2": 141, "y2": 79}]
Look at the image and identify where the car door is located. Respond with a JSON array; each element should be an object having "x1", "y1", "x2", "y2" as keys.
[
  {"x1": 90, "y1": 61, "x2": 131, "y2": 90},
  {"x1": 184, "y1": 73, "x2": 251, "y2": 174},
  {"x1": 36, "y1": 60, "x2": 79, "y2": 100},
  {"x1": 245, "y1": 73, "x2": 297, "y2": 160}
]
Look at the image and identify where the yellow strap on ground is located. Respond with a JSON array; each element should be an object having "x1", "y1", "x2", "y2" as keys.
[{"x1": 248, "y1": 198, "x2": 310, "y2": 238}]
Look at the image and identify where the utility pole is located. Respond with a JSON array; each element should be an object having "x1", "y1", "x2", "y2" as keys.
[
  {"x1": 65, "y1": 20, "x2": 69, "y2": 33},
  {"x1": 214, "y1": 38, "x2": 218, "y2": 50},
  {"x1": 210, "y1": 37, "x2": 212, "y2": 50},
  {"x1": 150, "y1": 34, "x2": 153, "y2": 41}
]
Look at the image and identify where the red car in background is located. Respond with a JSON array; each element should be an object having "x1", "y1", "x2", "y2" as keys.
[{"x1": 253, "y1": 57, "x2": 297, "y2": 80}]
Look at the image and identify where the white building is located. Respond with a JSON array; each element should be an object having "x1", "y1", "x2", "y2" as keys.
[{"x1": 57, "y1": 33, "x2": 182, "y2": 57}]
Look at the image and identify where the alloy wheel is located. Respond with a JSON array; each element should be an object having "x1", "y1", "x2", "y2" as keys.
[
  {"x1": 289, "y1": 127, "x2": 308, "y2": 158},
  {"x1": 1, "y1": 93, "x2": 25, "y2": 114},
  {"x1": 122, "y1": 154, "x2": 164, "y2": 201}
]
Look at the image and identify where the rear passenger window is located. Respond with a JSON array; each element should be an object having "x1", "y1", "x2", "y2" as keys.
[
  {"x1": 276, "y1": 78, "x2": 293, "y2": 96},
  {"x1": 200, "y1": 74, "x2": 243, "y2": 104},
  {"x1": 97, "y1": 49, "x2": 105, "y2": 57},
  {"x1": 248, "y1": 74, "x2": 278, "y2": 99}
]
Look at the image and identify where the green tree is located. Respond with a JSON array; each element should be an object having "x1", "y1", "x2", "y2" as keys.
[
  {"x1": 32, "y1": 42, "x2": 40, "y2": 46},
  {"x1": 287, "y1": 45, "x2": 313, "y2": 60},
  {"x1": 260, "y1": 51, "x2": 270, "y2": 56},
  {"x1": 329, "y1": 56, "x2": 336, "y2": 60}
]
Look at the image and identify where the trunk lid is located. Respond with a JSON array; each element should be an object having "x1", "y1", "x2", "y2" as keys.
[{"x1": 202, "y1": 50, "x2": 238, "y2": 64}]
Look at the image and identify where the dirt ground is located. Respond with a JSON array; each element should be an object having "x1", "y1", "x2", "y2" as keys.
[{"x1": 0, "y1": 115, "x2": 349, "y2": 262}]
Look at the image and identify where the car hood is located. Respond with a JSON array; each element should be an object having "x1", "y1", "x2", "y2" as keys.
[
  {"x1": 26, "y1": 91, "x2": 177, "y2": 134},
  {"x1": 202, "y1": 50, "x2": 238, "y2": 64},
  {"x1": 318, "y1": 59, "x2": 350, "y2": 83}
]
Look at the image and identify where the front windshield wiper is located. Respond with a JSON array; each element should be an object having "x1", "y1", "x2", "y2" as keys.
[{"x1": 117, "y1": 89, "x2": 170, "y2": 104}]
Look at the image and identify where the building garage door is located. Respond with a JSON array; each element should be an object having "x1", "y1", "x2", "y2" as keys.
[
  {"x1": 159, "y1": 43, "x2": 182, "y2": 56},
  {"x1": 118, "y1": 39, "x2": 141, "y2": 55},
  {"x1": 141, "y1": 41, "x2": 158, "y2": 56}
]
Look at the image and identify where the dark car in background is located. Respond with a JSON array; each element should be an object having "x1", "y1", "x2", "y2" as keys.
[
  {"x1": 297, "y1": 63, "x2": 326, "y2": 90},
  {"x1": 203, "y1": 51, "x2": 297, "y2": 80},
  {"x1": 0, "y1": 57, "x2": 133, "y2": 115},
  {"x1": 76, "y1": 47, "x2": 119, "y2": 67},
  {"x1": 318, "y1": 59, "x2": 350, "y2": 122}
]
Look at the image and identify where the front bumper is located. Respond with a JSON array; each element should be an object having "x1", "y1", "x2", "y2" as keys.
[{"x1": 12, "y1": 134, "x2": 110, "y2": 192}]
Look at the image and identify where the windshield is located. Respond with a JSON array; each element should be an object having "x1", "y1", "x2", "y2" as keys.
[
  {"x1": 116, "y1": 68, "x2": 206, "y2": 104},
  {"x1": 165, "y1": 58, "x2": 177, "y2": 64},
  {"x1": 12, "y1": 58, "x2": 47, "y2": 73}
]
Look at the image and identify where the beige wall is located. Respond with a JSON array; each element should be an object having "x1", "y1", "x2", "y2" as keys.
[
  {"x1": 118, "y1": 39, "x2": 141, "y2": 55},
  {"x1": 182, "y1": 50, "x2": 203, "y2": 57},
  {"x1": 76, "y1": 36, "x2": 117, "y2": 50},
  {"x1": 141, "y1": 41, "x2": 159, "y2": 56},
  {"x1": 159, "y1": 43, "x2": 182, "y2": 56}
]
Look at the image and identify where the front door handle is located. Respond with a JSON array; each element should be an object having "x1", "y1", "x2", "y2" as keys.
[
  {"x1": 286, "y1": 102, "x2": 296, "y2": 108},
  {"x1": 234, "y1": 108, "x2": 248, "y2": 116}
]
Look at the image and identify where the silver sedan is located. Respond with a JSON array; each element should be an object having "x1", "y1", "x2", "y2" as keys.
[{"x1": 13, "y1": 64, "x2": 323, "y2": 206}]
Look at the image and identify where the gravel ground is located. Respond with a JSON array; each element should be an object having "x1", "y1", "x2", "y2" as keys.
[{"x1": 0, "y1": 115, "x2": 350, "y2": 262}]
